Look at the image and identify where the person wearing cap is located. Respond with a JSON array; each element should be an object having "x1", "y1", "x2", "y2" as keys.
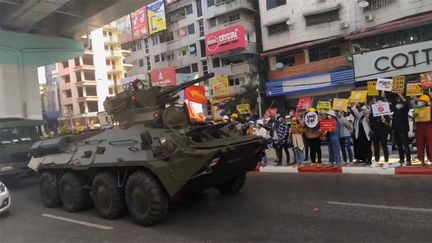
[
  {"x1": 254, "y1": 119, "x2": 270, "y2": 166},
  {"x1": 412, "y1": 94, "x2": 432, "y2": 165},
  {"x1": 246, "y1": 120, "x2": 255, "y2": 135},
  {"x1": 222, "y1": 115, "x2": 229, "y2": 124},
  {"x1": 326, "y1": 110, "x2": 341, "y2": 166},
  {"x1": 272, "y1": 114, "x2": 290, "y2": 166},
  {"x1": 369, "y1": 99, "x2": 392, "y2": 168},
  {"x1": 350, "y1": 104, "x2": 372, "y2": 165},
  {"x1": 132, "y1": 79, "x2": 144, "y2": 91}
]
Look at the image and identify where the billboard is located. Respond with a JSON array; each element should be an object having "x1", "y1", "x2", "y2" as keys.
[
  {"x1": 131, "y1": 6, "x2": 149, "y2": 40},
  {"x1": 212, "y1": 76, "x2": 229, "y2": 97},
  {"x1": 205, "y1": 25, "x2": 246, "y2": 56},
  {"x1": 116, "y1": 15, "x2": 133, "y2": 43},
  {"x1": 150, "y1": 66, "x2": 177, "y2": 87},
  {"x1": 147, "y1": 0, "x2": 167, "y2": 35}
]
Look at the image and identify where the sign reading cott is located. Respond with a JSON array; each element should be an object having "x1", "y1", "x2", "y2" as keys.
[{"x1": 205, "y1": 25, "x2": 246, "y2": 56}]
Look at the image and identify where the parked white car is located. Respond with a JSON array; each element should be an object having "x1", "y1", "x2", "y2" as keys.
[{"x1": 0, "y1": 181, "x2": 10, "y2": 214}]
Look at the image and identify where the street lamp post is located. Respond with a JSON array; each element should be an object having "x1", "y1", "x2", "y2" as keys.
[{"x1": 257, "y1": 87, "x2": 262, "y2": 118}]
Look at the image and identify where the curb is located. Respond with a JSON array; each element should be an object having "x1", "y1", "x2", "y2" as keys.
[{"x1": 256, "y1": 165, "x2": 432, "y2": 175}]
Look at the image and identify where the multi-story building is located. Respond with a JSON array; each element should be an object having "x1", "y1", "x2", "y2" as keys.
[
  {"x1": 260, "y1": 0, "x2": 432, "y2": 113},
  {"x1": 58, "y1": 22, "x2": 131, "y2": 131},
  {"x1": 124, "y1": 0, "x2": 262, "y2": 118}
]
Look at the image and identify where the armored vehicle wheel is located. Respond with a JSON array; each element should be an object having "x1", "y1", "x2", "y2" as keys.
[
  {"x1": 39, "y1": 171, "x2": 61, "y2": 208},
  {"x1": 91, "y1": 172, "x2": 126, "y2": 219},
  {"x1": 59, "y1": 172, "x2": 90, "y2": 212},
  {"x1": 216, "y1": 175, "x2": 246, "y2": 194},
  {"x1": 125, "y1": 171, "x2": 168, "y2": 226}
]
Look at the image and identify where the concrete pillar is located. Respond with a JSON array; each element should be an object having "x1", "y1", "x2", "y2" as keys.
[
  {"x1": 304, "y1": 48, "x2": 310, "y2": 64},
  {"x1": 0, "y1": 64, "x2": 42, "y2": 119}
]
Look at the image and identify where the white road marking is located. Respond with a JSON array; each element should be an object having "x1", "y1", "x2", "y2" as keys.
[
  {"x1": 42, "y1": 213, "x2": 113, "y2": 230},
  {"x1": 327, "y1": 201, "x2": 432, "y2": 213}
]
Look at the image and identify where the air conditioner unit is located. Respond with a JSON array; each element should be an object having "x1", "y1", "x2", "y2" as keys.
[
  {"x1": 340, "y1": 22, "x2": 349, "y2": 29},
  {"x1": 365, "y1": 14, "x2": 374, "y2": 22}
]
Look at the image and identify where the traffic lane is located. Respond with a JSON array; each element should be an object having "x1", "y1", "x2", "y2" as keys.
[{"x1": 1, "y1": 174, "x2": 432, "y2": 242}]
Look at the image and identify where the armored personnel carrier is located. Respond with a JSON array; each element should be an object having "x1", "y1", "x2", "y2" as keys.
[{"x1": 28, "y1": 73, "x2": 266, "y2": 226}]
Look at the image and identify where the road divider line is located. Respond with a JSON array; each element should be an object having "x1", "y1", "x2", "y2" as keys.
[
  {"x1": 327, "y1": 201, "x2": 432, "y2": 213},
  {"x1": 42, "y1": 213, "x2": 113, "y2": 230}
]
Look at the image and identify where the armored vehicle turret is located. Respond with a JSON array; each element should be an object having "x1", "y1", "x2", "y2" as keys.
[{"x1": 28, "y1": 73, "x2": 266, "y2": 226}]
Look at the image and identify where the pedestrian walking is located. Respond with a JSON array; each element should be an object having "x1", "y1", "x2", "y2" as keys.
[{"x1": 326, "y1": 110, "x2": 341, "y2": 166}]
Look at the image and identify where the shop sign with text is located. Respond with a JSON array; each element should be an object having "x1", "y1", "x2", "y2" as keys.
[{"x1": 205, "y1": 25, "x2": 246, "y2": 56}]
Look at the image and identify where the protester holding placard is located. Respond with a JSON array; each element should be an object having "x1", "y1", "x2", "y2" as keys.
[
  {"x1": 337, "y1": 111, "x2": 353, "y2": 164},
  {"x1": 411, "y1": 94, "x2": 432, "y2": 165},
  {"x1": 304, "y1": 108, "x2": 322, "y2": 165},
  {"x1": 389, "y1": 93, "x2": 411, "y2": 165},
  {"x1": 272, "y1": 114, "x2": 290, "y2": 166},
  {"x1": 350, "y1": 104, "x2": 372, "y2": 165},
  {"x1": 369, "y1": 105, "x2": 392, "y2": 168},
  {"x1": 289, "y1": 116, "x2": 305, "y2": 165},
  {"x1": 326, "y1": 110, "x2": 341, "y2": 166}
]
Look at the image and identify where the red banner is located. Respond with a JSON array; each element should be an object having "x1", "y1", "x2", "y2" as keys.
[
  {"x1": 320, "y1": 119, "x2": 336, "y2": 132},
  {"x1": 131, "y1": 6, "x2": 149, "y2": 39},
  {"x1": 296, "y1": 97, "x2": 313, "y2": 110},
  {"x1": 150, "y1": 66, "x2": 177, "y2": 87},
  {"x1": 205, "y1": 25, "x2": 246, "y2": 56},
  {"x1": 185, "y1": 85, "x2": 207, "y2": 104}
]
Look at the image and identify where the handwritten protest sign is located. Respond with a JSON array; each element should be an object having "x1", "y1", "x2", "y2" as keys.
[
  {"x1": 317, "y1": 101, "x2": 331, "y2": 113},
  {"x1": 420, "y1": 72, "x2": 432, "y2": 89},
  {"x1": 236, "y1": 103, "x2": 251, "y2": 114},
  {"x1": 367, "y1": 81, "x2": 379, "y2": 96},
  {"x1": 406, "y1": 83, "x2": 424, "y2": 96},
  {"x1": 414, "y1": 107, "x2": 431, "y2": 122},
  {"x1": 332, "y1": 98, "x2": 348, "y2": 112},
  {"x1": 320, "y1": 119, "x2": 336, "y2": 132},
  {"x1": 371, "y1": 102, "x2": 392, "y2": 117},
  {"x1": 304, "y1": 112, "x2": 319, "y2": 128},
  {"x1": 376, "y1": 78, "x2": 393, "y2": 92},
  {"x1": 350, "y1": 91, "x2": 367, "y2": 103},
  {"x1": 392, "y1": 76, "x2": 405, "y2": 93}
]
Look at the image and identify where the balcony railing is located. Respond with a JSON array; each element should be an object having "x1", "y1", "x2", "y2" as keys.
[{"x1": 211, "y1": 0, "x2": 256, "y2": 17}]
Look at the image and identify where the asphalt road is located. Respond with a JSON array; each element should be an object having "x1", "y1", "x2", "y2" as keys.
[{"x1": 1, "y1": 173, "x2": 432, "y2": 242}]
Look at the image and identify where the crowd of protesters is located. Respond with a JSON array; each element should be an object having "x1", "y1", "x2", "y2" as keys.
[{"x1": 220, "y1": 92, "x2": 432, "y2": 168}]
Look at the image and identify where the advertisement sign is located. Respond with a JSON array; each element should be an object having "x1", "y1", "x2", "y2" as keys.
[
  {"x1": 211, "y1": 97, "x2": 231, "y2": 121},
  {"x1": 320, "y1": 119, "x2": 336, "y2": 132},
  {"x1": 392, "y1": 76, "x2": 405, "y2": 93},
  {"x1": 205, "y1": 25, "x2": 246, "y2": 56},
  {"x1": 350, "y1": 91, "x2": 367, "y2": 103},
  {"x1": 420, "y1": 72, "x2": 432, "y2": 89},
  {"x1": 147, "y1": 0, "x2": 167, "y2": 35},
  {"x1": 367, "y1": 81, "x2": 379, "y2": 96},
  {"x1": 185, "y1": 85, "x2": 207, "y2": 104},
  {"x1": 296, "y1": 97, "x2": 313, "y2": 110},
  {"x1": 406, "y1": 83, "x2": 424, "y2": 96},
  {"x1": 332, "y1": 98, "x2": 348, "y2": 112},
  {"x1": 150, "y1": 66, "x2": 176, "y2": 87},
  {"x1": 376, "y1": 78, "x2": 393, "y2": 91},
  {"x1": 414, "y1": 107, "x2": 431, "y2": 122},
  {"x1": 304, "y1": 112, "x2": 319, "y2": 128},
  {"x1": 353, "y1": 40, "x2": 432, "y2": 81},
  {"x1": 116, "y1": 15, "x2": 133, "y2": 43},
  {"x1": 212, "y1": 76, "x2": 229, "y2": 97},
  {"x1": 130, "y1": 7, "x2": 149, "y2": 39},
  {"x1": 236, "y1": 104, "x2": 251, "y2": 115},
  {"x1": 317, "y1": 101, "x2": 331, "y2": 113},
  {"x1": 371, "y1": 102, "x2": 392, "y2": 117}
]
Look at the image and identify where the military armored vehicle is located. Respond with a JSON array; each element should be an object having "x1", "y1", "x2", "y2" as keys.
[{"x1": 28, "y1": 73, "x2": 266, "y2": 226}]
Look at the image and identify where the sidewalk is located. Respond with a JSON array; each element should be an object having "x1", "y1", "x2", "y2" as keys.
[{"x1": 256, "y1": 146, "x2": 432, "y2": 175}]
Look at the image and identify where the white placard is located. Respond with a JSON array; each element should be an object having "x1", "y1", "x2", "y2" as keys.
[
  {"x1": 376, "y1": 78, "x2": 393, "y2": 91},
  {"x1": 371, "y1": 102, "x2": 392, "y2": 117},
  {"x1": 304, "y1": 112, "x2": 319, "y2": 128}
]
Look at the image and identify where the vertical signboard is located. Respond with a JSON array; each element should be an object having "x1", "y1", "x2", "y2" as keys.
[
  {"x1": 212, "y1": 76, "x2": 229, "y2": 97},
  {"x1": 147, "y1": 0, "x2": 167, "y2": 35},
  {"x1": 130, "y1": 7, "x2": 149, "y2": 39}
]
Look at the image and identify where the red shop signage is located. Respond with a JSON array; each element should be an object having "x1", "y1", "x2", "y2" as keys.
[
  {"x1": 150, "y1": 66, "x2": 177, "y2": 87},
  {"x1": 205, "y1": 25, "x2": 246, "y2": 56},
  {"x1": 320, "y1": 119, "x2": 336, "y2": 132}
]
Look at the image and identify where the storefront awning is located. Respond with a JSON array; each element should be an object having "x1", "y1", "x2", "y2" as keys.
[
  {"x1": 345, "y1": 12, "x2": 432, "y2": 40},
  {"x1": 261, "y1": 36, "x2": 343, "y2": 57}
]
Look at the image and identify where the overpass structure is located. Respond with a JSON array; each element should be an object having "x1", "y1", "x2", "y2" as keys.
[{"x1": 0, "y1": 0, "x2": 151, "y2": 119}]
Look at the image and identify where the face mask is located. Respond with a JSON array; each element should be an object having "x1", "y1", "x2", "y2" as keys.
[
  {"x1": 395, "y1": 104, "x2": 404, "y2": 109},
  {"x1": 417, "y1": 102, "x2": 425, "y2": 107},
  {"x1": 327, "y1": 115, "x2": 332, "y2": 119}
]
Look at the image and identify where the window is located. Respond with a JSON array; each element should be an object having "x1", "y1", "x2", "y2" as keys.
[
  {"x1": 146, "y1": 56, "x2": 151, "y2": 71},
  {"x1": 138, "y1": 59, "x2": 144, "y2": 67},
  {"x1": 74, "y1": 57, "x2": 80, "y2": 66},
  {"x1": 154, "y1": 55, "x2": 160, "y2": 63},
  {"x1": 169, "y1": 8, "x2": 186, "y2": 22},
  {"x1": 228, "y1": 13, "x2": 241, "y2": 23},
  {"x1": 268, "y1": 22, "x2": 289, "y2": 35},
  {"x1": 151, "y1": 35, "x2": 160, "y2": 45},
  {"x1": 75, "y1": 72, "x2": 82, "y2": 82},
  {"x1": 266, "y1": 0, "x2": 286, "y2": 10},
  {"x1": 166, "y1": 31, "x2": 174, "y2": 41},
  {"x1": 309, "y1": 45, "x2": 341, "y2": 62},
  {"x1": 229, "y1": 78, "x2": 240, "y2": 86},
  {"x1": 176, "y1": 66, "x2": 191, "y2": 74},
  {"x1": 86, "y1": 86, "x2": 97, "y2": 96},
  {"x1": 66, "y1": 105, "x2": 73, "y2": 114},
  {"x1": 276, "y1": 54, "x2": 297, "y2": 67},
  {"x1": 178, "y1": 27, "x2": 187, "y2": 37},
  {"x1": 64, "y1": 90, "x2": 72, "y2": 98},
  {"x1": 187, "y1": 24, "x2": 195, "y2": 35},
  {"x1": 87, "y1": 101, "x2": 98, "y2": 112},
  {"x1": 208, "y1": 18, "x2": 217, "y2": 28},
  {"x1": 161, "y1": 52, "x2": 166, "y2": 62},
  {"x1": 200, "y1": 40, "x2": 206, "y2": 57},
  {"x1": 189, "y1": 44, "x2": 197, "y2": 54},
  {"x1": 212, "y1": 57, "x2": 220, "y2": 68},
  {"x1": 64, "y1": 75, "x2": 70, "y2": 83},
  {"x1": 144, "y1": 39, "x2": 149, "y2": 53},
  {"x1": 109, "y1": 87, "x2": 114, "y2": 95},
  {"x1": 305, "y1": 9, "x2": 340, "y2": 26},
  {"x1": 136, "y1": 41, "x2": 142, "y2": 50},
  {"x1": 62, "y1": 61, "x2": 69, "y2": 68},
  {"x1": 185, "y1": 4, "x2": 193, "y2": 15},
  {"x1": 191, "y1": 63, "x2": 199, "y2": 72},
  {"x1": 202, "y1": 60, "x2": 208, "y2": 74},
  {"x1": 105, "y1": 60, "x2": 110, "y2": 66},
  {"x1": 178, "y1": 47, "x2": 188, "y2": 57},
  {"x1": 364, "y1": 0, "x2": 397, "y2": 11},
  {"x1": 207, "y1": 0, "x2": 214, "y2": 7},
  {"x1": 198, "y1": 19, "x2": 204, "y2": 37},
  {"x1": 79, "y1": 103, "x2": 85, "y2": 114},
  {"x1": 196, "y1": 0, "x2": 203, "y2": 17}
]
